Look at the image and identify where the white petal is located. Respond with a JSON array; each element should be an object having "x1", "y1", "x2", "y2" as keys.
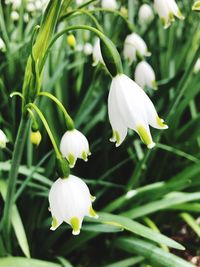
[{"x1": 108, "y1": 84, "x2": 128, "y2": 146}]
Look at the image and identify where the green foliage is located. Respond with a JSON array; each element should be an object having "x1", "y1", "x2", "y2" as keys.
[{"x1": 0, "y1": 0, "x2": 200, "y2": 266}]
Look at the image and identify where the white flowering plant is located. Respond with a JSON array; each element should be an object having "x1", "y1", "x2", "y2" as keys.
[{"x1": 0, "y1": 0, "x2": 200, "y2": 266}]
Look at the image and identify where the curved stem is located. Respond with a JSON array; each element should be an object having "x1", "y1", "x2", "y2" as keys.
[
  {"x1": 41, "y1": 24, "x2": 123, "y2": 76},
  {"x1": 26, "y1": 103, "x2": 62, "y2": 159},
  {"x1": 1, "y1": 116, "x2": 29, "y2": 250},
  {"x1": 10, "y1": 92, "x2": 24, "y2": 100},
  {"x1": 88, "y1": 8, "x2": 134, "y2": 31},
  {"x1": 60, "y1": 9, "x2": 103, "y2": 31},
  {"x1": 37, "y1": 92, "x2": 74, "y2": 130}
]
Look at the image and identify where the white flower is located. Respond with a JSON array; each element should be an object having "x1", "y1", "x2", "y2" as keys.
[
  {"x1": 154, "y1": 0, "x2": 184, "y2": 29},
  {"x1": 194, "y1": 58, "x2": 200, "y2": 74},
  {"x1": 123, "y1": 33, "x2": 150, "y2": 65},
  {"x1": 11, "y1": 10, "x2": 19, "y2": 21},
  {"x1": 138, "y1": 4, "x2": 154, "y2": 24},
  {"x1": 92, "y1": 38, "x2": 105, "y2": 66},
  {"x1": 0, "y1": 129, "x2": 8, "y2": 148},
  {"x1": 134, "y1": 61, "x2": 157, "y2": 90},
  {"x1": 0, "y1": 38, "x2": 6, "y2": 52},
  {"x1": 101, "y1": 0, "x2": 118, "y2": 10},
  {"x1": 83, "y1": 43, "x2": 93, "y2": 55},
  {"x1": 60, "y1": 129, "x2": 91, "y2": 168},
  {"x1": 108, "y1": 74, "x2": 168, "y2": 148},
  {"x1": 49, "y1": 175, "x2": 98, "y2": 235}
]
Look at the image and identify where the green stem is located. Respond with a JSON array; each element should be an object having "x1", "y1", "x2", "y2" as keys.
[
  {"x1": 37, "y1": 92, "x2": 74, "y2": 130},
  {"x1": 1, "y1": 116, "x2": 29, "y2": 250},
  {"x1": 64, "y1": 10, "x2": 103, "y2": 31},
  {"x1": 41, "y1": 24, "x2": 123, "y2": 76},
  {"x1": 26, "y1": 103, "x2": 62, "y2": 159}
]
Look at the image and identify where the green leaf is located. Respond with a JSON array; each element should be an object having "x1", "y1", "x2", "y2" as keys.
[
  {"x1": 122, "y1": 192, "x2": 200, "y2": 219},
  {"x1": 88, "y1": 212, "x2": 185, "y2": 250},
  {"x1": 116, "y1": 238, "x2": 195, "y2": 267},
  {"x1": 103, "y1": 256, "x2": 144, "y2": 267},
  {"x1": 0, "y1": 257, "x2": 61, "y2": 267},
  {"x1": 0, "y1": 180, "x2": 30, "y2": 258}
]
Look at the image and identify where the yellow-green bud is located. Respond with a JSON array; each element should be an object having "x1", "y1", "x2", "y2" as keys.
[
  {"x1": 30, "y1": 130, "x2": 42, "y2": 146},
  {"x1": 67, "y1": 34, "x2": 76, "y2": 49}
]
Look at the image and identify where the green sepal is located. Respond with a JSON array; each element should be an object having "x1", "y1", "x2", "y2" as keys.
[
  {"x1": 56, "y1": 157, "x2": 70, "y2": 178},
  {"x1": 100, "y1": 38, "x2": 123, "y2": 77}
]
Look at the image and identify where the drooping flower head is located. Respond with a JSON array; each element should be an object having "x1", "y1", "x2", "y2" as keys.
[
  {"x1": 123, "y1": 33, "x2": 150, "y2": 65},
  {"x1": 138, "y1": 4, "x2": 154, "y2": 25},
  {"x1": 60, "y1": 129, "x2": 91, "y2": 168},
  {"x1": 134, "y1": 61, "x2": 157, "y2": 90},
  {"x1": 49, "y1": 175, "x2": 98, "y2": 235},
  {"x1": 154, "y1": 0, "x2": 184, "y2": 29},
  {"x1": 0, "y1": 129, "x2": 8, "y2": 148},
  {"x1": 108, "y1": 74, "x2": 168, "y2": 148}
]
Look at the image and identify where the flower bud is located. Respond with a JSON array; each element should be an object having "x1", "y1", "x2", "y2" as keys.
[
  {"x1": 30, "y1": 130, "x2": 42, "y2": 146},
  {"x1": 60, "y1": 129, "x2": 91, "y2": 168},
  {"x1": 49, "y1": 175, "x2": 98, "y2": 235},
  {"x1": 67, "y1": 34, "x2": 76, "y2": 49}
]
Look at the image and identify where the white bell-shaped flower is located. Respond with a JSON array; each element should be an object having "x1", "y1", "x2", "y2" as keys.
[
  {"x1": 138, "y1": 4, "x2": 154, "y2": 25},
  {"x1": 49, "y1": 175, "x2": 98, "y2": 235},
  {"x1": 123, "y1": 33, "x2": 150, "y2": 65},
  {"x1": 101, "y1": 0, "x2": 118, "y2": 10},
  {"x1": 60, "y1": 129, "x2": 91, "y2": 168},
  {"x1": 0, "y1": 129, "x2": 8, "y2": 148},
  {"x1": 154, "y1": 0, "x2": 184, "y2": 29},
  {"x1": 134, "y1": 61, "x2": 157, "y2": 90},
  {"x1": 108, "y1": 74, "x2": 168, "y2": 148},
  {"x1": 92, "y1": 38, "x2": 105, "y2": 66}
]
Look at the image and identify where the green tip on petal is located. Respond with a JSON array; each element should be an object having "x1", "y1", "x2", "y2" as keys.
[
  {"x1": 90, "y1": 195, "x2": 96, "y2": 202},
  {"x1": 156, "y1": 116, "x2": 169, "y2": 129},
  {"x1": 110, "y1": 130, "x2": 121, "y2": 147},
  {"x1": 152, "y1": 80, "x2": 158, "y2": 90},
  {"x1": 192, "y1": 1, "x2": 200, "y2": 11},
  {"x1": 177, "y1": 10, "x2": 185, "y2": 19},
  {"x1": 137, "y1": 125, "x2": 155, "y2": 149},
  {"x1": 82, "y1": 151, "x2": 88, "y2": 162},
  {"x1": 89, "y1": 206, "x2": 99, "y2": 219},
  {"x1": 169, "y1": 12, "x2": 175, "y2": 22},
  {"x1": 50, "y1": 217, "x2": 58, "y2": 231},
  {"x1": 70, "y1": 217, "x2": 80, "y2": 235},
  {"x1": 68, "y1": 153, "x2": 75, "y2": 168},
  {"x1": 115, "y1": 131, "x2": 121, "y2": 147}
]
